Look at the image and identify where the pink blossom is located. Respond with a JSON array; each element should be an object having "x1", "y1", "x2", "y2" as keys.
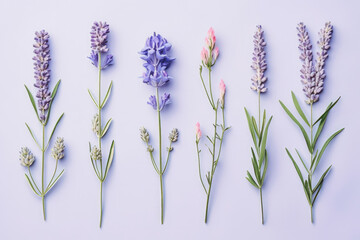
[
  {"x1": 195, "y1": 122, "x2": 201, "y2": 141},
  {"x1": 213, "y1": 47, "x2": 219, "y2": 61},
  {"x1": 219, "y1": 79, "x2": 226, "y2": 107},
  {"x1": 208, "y1": 27, "x2": 216, "y2": 46},
  {"x1": 201, "y1": 47, "x2": 209, "y2": 64}
]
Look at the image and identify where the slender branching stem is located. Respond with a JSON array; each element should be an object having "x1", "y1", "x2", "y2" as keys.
[
  {"x1": 156, "y1": 87, "x2": 164, "y2": 224},
  {"x1": 41, "y1": 124, "x2": 46, "y2": 221},
  {"x1": 97, "y1": 52, "x2": 103, "y2": 228}
]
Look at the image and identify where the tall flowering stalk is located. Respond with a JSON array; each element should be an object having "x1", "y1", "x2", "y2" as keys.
[
  {"x1": 279, "y1": 22, "x2": 344, "y2": 223},
  {"x1": 88, "y1": 21, "x2": 115, "y2": 228},
  {"x1": 196, "y1": 28, "x2": 229, "y2": 223},
  {"x1": 21, "y1": 30, "x2": 65, "y2": 220},
  {"x1": 244, "y1": 25, "x2": 272, "y2": 225},
  {"x1": 139, "y1": 33, "x2": 179, "y2": 224}
]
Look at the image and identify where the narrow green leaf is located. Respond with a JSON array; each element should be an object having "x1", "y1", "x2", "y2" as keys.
[
  {"x1": 88, "y1": 89, "x2": 99, "y2": 108},
  {"x1": 24, "y1": 85, "x2": 40, "y2": 121},
  {"x1": 295, "y1": 149, "x2": 309, "y2": 174},
  {"x1": 103, "y1": 140, "x2": 115, "y2": 181},
  {"x1": 313, "y1": 96, "x2": 341, "y2": 126},
  {"x1": 244, "y1": 108, "x2": 259, "y2": 154},
  {"x1": 251, "y1": 148, "x2": 261, "y2": 184},
  {"x1": 25, "y1": 174, "x2": 40, "y2": 196},
  {"x1": 304, "y1": 180, "x2": 312, "y2": 205},
  {"x1": 252, "y1": 116, "x2": 259, "y2": 137},
  {"x1": 45, "y1": 80, "x2": 61, "y2": 125},
  {"x1": 46, "y1": 113, "x2": 64, "y2": 150},
  {"x1": 101, "y1": 118, "x2": 113, "y2": 138},
  {"x1": 246, "y1": 171, "x2": 259, "y2": 189},
  {"x1": 280, "y1": 100, "x2": 312, "y2": 153},
  {"x1": 101, "y1": 81, "x2": 113, "y2": 108},
  {"x1": 286, "y1": 148, "x2": 304, "y2": 185},
  {"x1": 310, "y1": 150, "x2": 319, "y2": 170},
  {"x1": 314, "y1": 128, "x2": 344, "y2": 171},
  {"x1": 259, "y1": 116, "x2": 273, "y2": 168},
  {"x1": 206, "y1": 135, "x2": 213, "y2": 144},
  {"x1": 313, "y1": 165, "x2": 331, "y2": 193},
  {"x1": 261, "y1": 150, "x2": 268, "y2": 186},
  {"x1": 25, "y1": 123, "x2": 41, "y2": 150},
  {"x1": 291, "y1": 91, "x2": 310, "y2": 126},
  {"x1": 312, "y1": 110, "x2": 329, "y2": 150},
  {"x1": 312, "y1": 182, "x2": 324, "y2": 205},
  {"x1": 259, "y1": 110, "x2": 266, "y2": 142},
  {"x1": 45, "y1": 170, "x2": 64, "y2": 194}
]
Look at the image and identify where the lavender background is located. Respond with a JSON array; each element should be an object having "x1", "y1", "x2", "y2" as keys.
[{"x1": 0, "y1": 0, "x2": 359, "y2": 239}]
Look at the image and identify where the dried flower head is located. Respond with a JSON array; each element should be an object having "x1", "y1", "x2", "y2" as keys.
[
  {"x1": 140, "y1": 127, "x2": 150, "y2": 143},
  {"x1": 19, "y1": 147, "x2": 35, "y2": 167},
  {"x1": 90, "y1": 146, "x2": 102, "y2": 161},
  {"x1": 33, "y1": 30, "x2": 52, "y2": 122},
  {"x1": 297, "y1": 22, "x2": 333, "y2": 104},
  {"x1": 51, "y1": 137, "x2": 65, "y2": 161},
  {"x1": 90, "y1": 21, "x2": 110, "y2": 53},
  {"x1": 251, "y1": 25, "x2": 267, "y2": 93},
  {"x1": 168, "y1": 128, "x2": 179, "y2": 142},
  {"x1": 92, "y1": 113, "x2": 101, "y2": 137}
]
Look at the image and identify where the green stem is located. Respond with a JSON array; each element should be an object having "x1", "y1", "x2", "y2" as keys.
[
  {"x1": 205, "y1": 183, "x2": 212, "y2": 223},
  {"x1": 199, "y1": 69, "x2": 214, "y2": 109},
  {"x1": 196, "y1": 142, "x2": 207, "y2": 194},
  {"x1": 45, "y1": 159, "x2": 58, "y2": 192},
  {"x1": 311, "y1": 206, "x2": 313, "y2": 223},
  {"x1": 258, "y1": 91, "x2": 261, "y2": 131},
  {"x1": 100, "y1": 181, "x2": 103, "y2": 228},
  {"x1": 156, "y1": 87, "x2": 164, "y2": 224},
  {"x1": 41, "y1": 124, "x2": 46, "y2": 221},
  {"x1": 310, "y1": 103, "x2": 313, "y2": 223},
  {"x1": 208, "y1": 68, "x2": 215, "y2": 108},
  {"x1": 260, "y1": 187, "x2": 264, "y2": 224}
]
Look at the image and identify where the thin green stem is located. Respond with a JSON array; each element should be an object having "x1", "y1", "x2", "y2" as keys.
[
  {"x1": 41, "y1": 124, "x2": 46, "y2": 221},
  {"x1": 260, "y1": 187, "x2": 264, "y2": 224},
  {"x1": 196, "y1": 142, "x2": 207, "y2": 194},
  {"x1": 156, "y1": 87, "x2": 164, "y2": 224},
  {"x1": 45, "y1": 159, "x2": 58, "y2": 192},
  {"x1": 100, "y1": 181, "x2": 103, "y2": 228},
  {"x1": 28, "y1": 166, "x2": 41, "y2": 194},
  {"x1": 98, "y1": 52, "x2": 102, "y2": 178},
  {"x1": 258, "y1": 91, "x2": 261, "y2": 131},
  {"x1": 309, "y1": 103, "x2": 313, "y2": 223},
  {"x1": 199, "y1": 69, "x2": 214, "y2": 109},
  {"x1": 208, "y1": 68, "x2": 215, "y2": 108},
  {"x1": 311, "y1": 206, "x2": 313, "y2": 223},
  {"x1": 205, "y1": 183, "x2": 212, "y2": 223},
  {"x1": 163, "y1": 142, "x2": 172, "y2": 174}
]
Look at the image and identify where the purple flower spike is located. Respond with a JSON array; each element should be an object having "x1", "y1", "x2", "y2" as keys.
[
  {"x1": 139, "y1": 33, "x2": 175, "y2": 87},
  {"x1": 251, "y1": 25, "x2": 267, "y2": 93},
  {"x1": 147, "y1": 93, "x2": 171, "y2": 111},
  {"x1": 33, "y1": 30, "x2": 52, "y2": 122},
  {"x1": 297, "y1": 22, "x2": 333, "y2": 104},
  {"x1": 90, "y1": 21, "x2": 110, "y2": 53},
  {"x1": 89, "y1": 22, "x2": 113, "y2": 70}
]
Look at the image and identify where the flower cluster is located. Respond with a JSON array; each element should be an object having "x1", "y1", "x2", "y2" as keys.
[
  {"x1": 297, "y1": 22, "x2": 333, "y2": 104},
  {"x1": 201, "y1": 27, "x2": 219, "y2": 68},
  {"x1": 92, "y1": 113, "x2": 101, "y2": 137},
  {"x1": 88, "y1": 21, "x2": 113, "y2": 69},
  {"x1": 139, "y1": 33, "x2": 174, "y2": 88},
  {"x1": 91, "y1": 146, "x2": 102, "y2": 161},
  {"x1": 251, "y1": 25, "x2": 267, "y2": 93},
  {"x1": 19, "y1": 147, "x2": 35, "y2": 167},
  {"x1": 139, "y1": 33, "x2": 174, "y2": 111},
  {"x1": 33, "y1": 30, "x2": 52, "y2": 122},
  {"x1": 219, "y1": 79, "x2": 226, "y2": 108},
  {"x1": 51, "y1": 137, "x2": 65, "y2": 161}
]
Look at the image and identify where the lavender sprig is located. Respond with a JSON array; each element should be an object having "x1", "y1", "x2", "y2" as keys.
[
  {"x1": 139, "y1": 33, "x2": 179, "y2": 224},
  {"x1": 87, "y1": 21, "x2": 115, "y2": 228},
  {"x1": 245, "y1": 25, "x2": 272, "y2": 225},
  {"x1": 251, "y1": 25, "x2": 267, "y2": 93},
  {"x1": 280, "y1": 22, "x2": 343, "y2": 223},
  {"x1": 22, "y1": 30, "x2": 65, "y2": 221}
]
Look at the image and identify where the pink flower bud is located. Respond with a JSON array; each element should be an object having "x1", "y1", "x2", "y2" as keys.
[
  {"x1": 208, "y1": 27, "x2": 216, "y2": 46},
  {"x1": 213, "y1": 47, "x2": 219, "y2": 61},
  {"x1": 201, "y1": 47, "x2": 209, "y2": 64},
  {"x1": 195, "y1": 122, "x2": 201, "y2": 141},
  {"x1": 219, "y1": 79, "x2": 226, "y2": 107}
]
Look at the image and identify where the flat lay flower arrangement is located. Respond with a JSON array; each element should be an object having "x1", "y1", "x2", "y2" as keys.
[
  {"x1": 21, "y1": 30, "x2": 65, "y2": 220},
  {"x1": 16, "y1": 21, "x2": 345, "y2": 227},
  {"x1": 87, "y1": 21, "x2": 115, "y2": 228},
  {"x1": 279, "y1": 22, "x2": 344, "y2": 223},
  {"x1": 139, "y1": 33, "x2": 179, "y2": 224}
]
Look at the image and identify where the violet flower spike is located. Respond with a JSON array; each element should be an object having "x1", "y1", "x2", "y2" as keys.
[
  {"x1": 33, "y1": 30, "x2": 52, "y2": 122},
  {"x1": 251, "y1": 25, "x2": 267, "y2": 93}
]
